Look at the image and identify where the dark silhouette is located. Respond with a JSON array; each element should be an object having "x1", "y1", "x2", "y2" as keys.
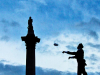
[
  {"x1": 54, "y1": 43, "x2": 58, "y2": 46},
  {"x1": 62, "y1": 43, "x2": 87, "y2": 75},
  {"x1": 21, "y1": 17, "x2": 40, "y2": 75}
]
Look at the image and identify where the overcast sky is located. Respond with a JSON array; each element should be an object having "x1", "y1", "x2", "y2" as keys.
[{"x1": 0, "y1": 0, "x2": 100, "y2": 75}]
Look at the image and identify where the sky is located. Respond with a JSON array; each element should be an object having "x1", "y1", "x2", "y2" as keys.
[{"x1": 0, "y1": 0, "x2": 100, "y2": 75}]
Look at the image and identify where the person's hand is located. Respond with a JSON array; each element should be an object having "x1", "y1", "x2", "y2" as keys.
[
  {"x1": 62, "y1": 51, "x2": 65, "y2": 53},
  {"x1": 68, "y1": 57, "x2": 71, "y2": 59}
]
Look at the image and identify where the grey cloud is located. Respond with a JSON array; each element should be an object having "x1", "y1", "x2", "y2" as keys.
[
  {"x1": 36, "y1": 67, "x2": 76, "y2": 75},
  {"x1": 79, "y1": 30, "x2": 98, "y2": 40},
  {"x1": 25, "y1": 0, "x2": 83, "y2": 21},
  {"x1": 76, "y1": 22, "x2": 87, "y2": 27},
  {"x1": 1, "y1": 19, "x2": 9, "y2": 24},
  {"x1": 76, "y1": 17, "x2": 100, "y2": 28},
  {"x1": 89, "y1": 17, "x2": 100, "y2": 25},
  {"x1": 0, "y1": 36, "x2": 10, "y2": 41},
  {"x1": 36, "y1": 67, "x2": 100, "y2": 75},
  {"x1": 0, "y1": 62, "x2": 76, "y2": 75},
  {"x1": 74, "y1": 17, "x2": 99, "y2": 40},
  {"x1": 0, "y1": 63, "x2": 25, "y2": 75},
  {"x1": 0, "y1": 62, "x2": 99, "y2": 75},
  {"x1": 77, "y1": 1, "x2": 100, "y2": 13},
  {"x1": 88, "y1": 30, "x2": 99, "y2": 40},
  {"x1": 37, "y1": 45, "x2": 50, "y2": 53},
  {"x1": 0, "y1": 60, "x2": 8, "y2": 62},
  {"x1": 89, "y1": 72, "x2": 100, "y2": 75},
  {"x1": 0, "y1": 19, "x2": 9, "y2": 32},
  {"x1": 66, "y1": 45, "x2": 76, "y2": 50},
  {"x1": 11, "y1": 21, "x2": 20, "y2": 27},
  {"x1": 86, "y1": 54, "x2": 98, "y2": 62},
  {"x1": 0, "y1": 19, "x2": 20, "y2": 27},
  {"x1": 87, "y1": 43, "x2": 100, "y2": 49},
  {"x1": 0, "y1": 19, "x2": 21, "y2": 34},
  {"x1": 89, "y1": 54, "x2": 98, "y2": 61}
]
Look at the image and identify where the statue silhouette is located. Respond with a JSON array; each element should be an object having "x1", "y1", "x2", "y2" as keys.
[{"x1": 62, "y1": 43, "x2": 87, "y2": 75}]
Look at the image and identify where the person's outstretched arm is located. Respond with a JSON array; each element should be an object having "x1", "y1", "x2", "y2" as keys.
[{"x1": 62, "y1": 51, "x2": 76, "y2": 55}]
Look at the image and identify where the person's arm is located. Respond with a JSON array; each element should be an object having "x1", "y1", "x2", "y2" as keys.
[
  {"x1": 62, "y1": 51, "x2": 76, "y2": 55},
  {"x1": 68, "y1": 56, "x2": 76, "y2": 59}
]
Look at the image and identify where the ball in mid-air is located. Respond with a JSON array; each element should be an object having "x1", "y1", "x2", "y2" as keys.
[{"x1": 54, "y1": 43, "x2": 58, "y2": 46}]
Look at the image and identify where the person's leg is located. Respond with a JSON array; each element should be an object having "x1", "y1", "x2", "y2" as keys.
[
  {"x1": 83, "y1": 67, "x2": 87, "y2": 75},
  {"x1": 77, "y1": 66, "x2": 81, "y2": 75},
  {"x1": 77, "y1": 71, "x2": 81, "y2": 75}
]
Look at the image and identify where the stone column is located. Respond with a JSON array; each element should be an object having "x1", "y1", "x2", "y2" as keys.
[{"x1": 21, "y1": 17, "x2": 40, "y2": 75}]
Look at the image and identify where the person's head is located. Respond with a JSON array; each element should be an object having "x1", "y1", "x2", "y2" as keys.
[{"x1": 77, "y1": 43, "x2": 83, "y2": 49}]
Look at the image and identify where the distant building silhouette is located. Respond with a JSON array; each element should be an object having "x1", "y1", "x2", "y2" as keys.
[
  {"x1": 62, "y1": 43, "x2": 87, "y2": 75},
  {"x1": 21, "y1": 17, "x2": 40, "y2": 75}
]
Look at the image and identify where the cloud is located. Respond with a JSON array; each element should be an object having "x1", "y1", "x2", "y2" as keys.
[
  {"x1": 75, "y1": 17, "x2": 100, "y2": 40},
  {"x1": 0, "y1": 19, "x2": 21, "y2": 35},
  {"x1": 1, "y1": 19, "x2": 9, "y2": 24},
  {"x1": 88, "y1": 30, "x2": 99, "y2": 40},
  {"x1": 0, "y1": 17, "x2": 100, "y2": 73},
  {"x1": 1, "y1": 0, "x2": 100, "y2": 74},
  {"x1": 86, "y1": 54, "x2": 98, "y2": 61},
  {"x1": 0, "y1": 63, "x2": 75, "y2": 75},
  {"x1": 89, "y1": 17, "x2": 100, "y2": 25},
  {"x1": 0, "y1": 40, "x2": 26, "y2": 65},
  {"x1": 0, "y1": 32, "x2": 100, "y2": 74},
  {"x1": 0, "y1": 62, "x2": 99, "y2": 75},
  {"x1": 70, "y1": 0, "x2": 100, "y2": 19},
  {"x1": 36, "y1": 31, "x2": 100, "y2": 73},
  {"x1": 16, "y1": 0, "x2": 83, "y2": 22},
  {"x1": 0, "y1": 19, "x2": 20, "y2": 27},
  {"x1": 10, "y1": 1, "x2": 100, "y2": 39},
  {"x1": 87, "y1": 43, "x2": 100, "y2": 49},
  {"x1": 0, "y1": 60, "x2": 10, "y2": 64},
  {"x1": 10, "y1": 21, "x2": 20, "y2": 27},
  {"x1": 76, "y1": 17, "x2": 100, "y2": 29},
  {"x1": 0, "y1": 1, "x2": 19, "y2": 12},
  {"x1": 0, "y1": 36, "x2": 10, "y2": 41},
  {"x1": 34, "y1": 0, "x2": 47, "y2": 5},
  {"x1": 0, "y1": 62, "x2": 75, "y2": 75},
  {"x1": 36, "y1": 67, "x2": 76, "y2": 75},
  {"x1": 0, "y1": 18, "x2": 23, "y2": 40},
  {"x1": 66, "y1": 45, "x2": 76, "y2": 50},
  {"x1": 0, "y1": 63, "x2": 25, "y2": 75}
]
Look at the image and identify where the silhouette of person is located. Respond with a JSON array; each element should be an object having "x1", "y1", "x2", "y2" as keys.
[
  {"x1": 28, "y1": 17, "x2": 33, "y2": 27},
  {"x1": 62, "y1": 43, "x2": 87, "y2": 75}
]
